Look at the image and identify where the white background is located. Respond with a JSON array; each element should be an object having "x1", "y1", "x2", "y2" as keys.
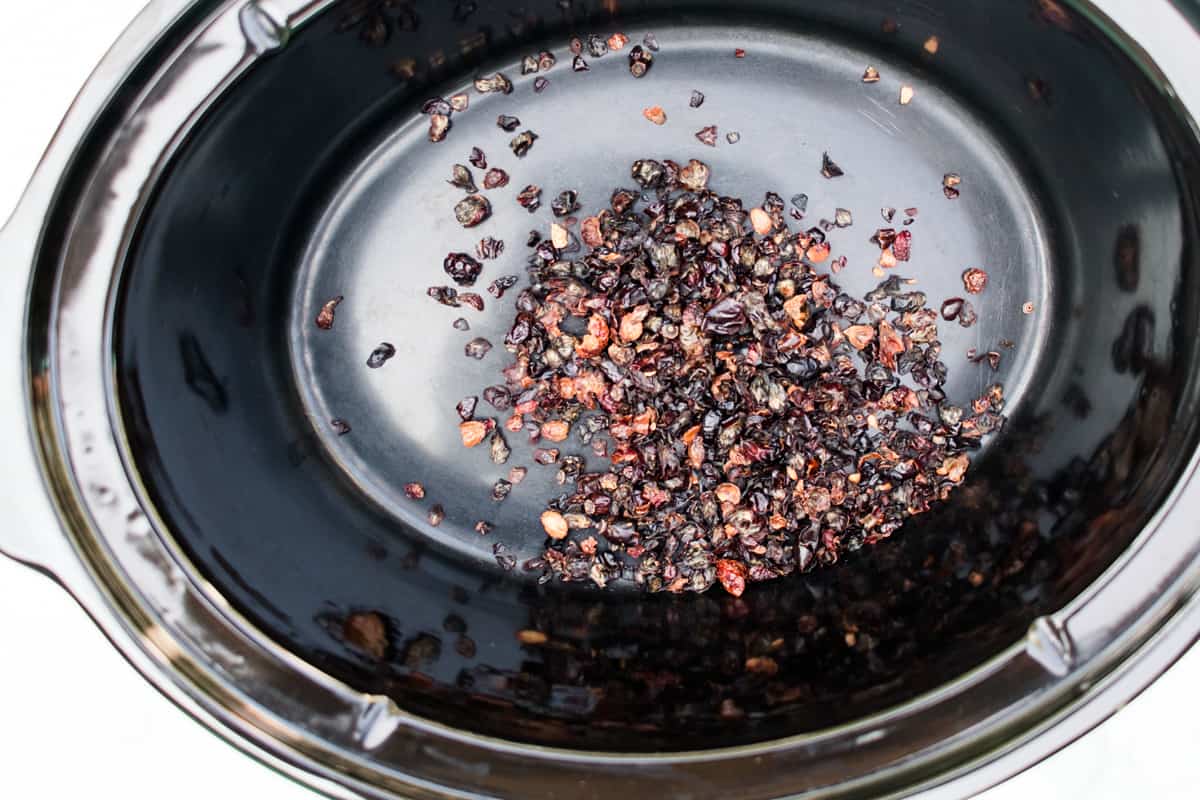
[{"x1": 1, "y1": 1, "x2": 1198, "y2": 798}]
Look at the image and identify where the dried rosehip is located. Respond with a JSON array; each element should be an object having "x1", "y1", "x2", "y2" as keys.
[
  {"x1": 628, "y1": 45, "x2": 653, "y2": 78},
  {"x1": 454, "y1": 195, "x2": 491, "y2": 228},
  {"x1": 517, "y1": 185, "x2": 542, "y2": 212},
  {"x1": 962, "y1": 267, "x2": 988, "y2": 294},
  {"x1": 315, "y1": 295, "x2": 343, "y2": 330},
  {"x1": 474, "y1": 73, "x2": 512, "y2": 94},
  {"x1": 447, "y1": 164, "x2": 476, "y2": 192},
  {"x1": 444, "y1": 252, "x2": 483, "y2": 286},
  {"x1": 510, "y1": 130, "x2": 538, "y2": 157}
]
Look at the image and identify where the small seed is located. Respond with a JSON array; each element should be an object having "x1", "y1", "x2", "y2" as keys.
[
  {"x1": 750, "y1": 208, "x2": 772, "y2": 235},
  {"x1": 862, "y1": 65, "x2": 880, "y2": 82},
  {"x1": 427, "y1": 504, "x2": 445, "y2": 526},
  {"x1": 690, "y1": 89, "x2": 705, "y2": 107},
  {"x1": 607, "y1": 32, "x2": 629, "y2": 50},
  {"x1": 923, "y1": 36, "x2": 940, "y2": 54},
  {"x1": 497, "y1": 114, "x2": 521, "y2": 132},
  {"x1": 899, "y1": 85, "x2": 915, "y2": 105},
  {"x1": 695, "y1": 125, "x2": 718, "y2": 147}
]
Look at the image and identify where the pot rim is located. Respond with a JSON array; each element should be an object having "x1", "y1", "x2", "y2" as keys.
[{"x1": 2, "y1": 1, "x2": 1200, "y2": 798}]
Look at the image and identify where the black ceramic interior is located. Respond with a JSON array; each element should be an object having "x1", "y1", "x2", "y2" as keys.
[{"x1": 116, "y1": 0, "x2": 1200, "y2": 751}]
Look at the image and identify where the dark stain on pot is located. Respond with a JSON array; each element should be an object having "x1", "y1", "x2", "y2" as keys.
[
  {"x1": 179, "y1": 333, "x2": 227, "y2": 413},
  {"x1": 1115, "y1": 224, "x2": 1140, "y2": 292}
]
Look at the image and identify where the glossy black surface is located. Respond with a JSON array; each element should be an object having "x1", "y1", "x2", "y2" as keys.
[{"x1": 116, "y1": 0, "x2": 1200, "y2": 751}]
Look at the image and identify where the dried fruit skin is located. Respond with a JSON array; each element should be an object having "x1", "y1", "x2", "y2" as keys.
[
  {"x1": 460, "y1": 420, "x2": 488, "y2": 447},
  {"x1": 716, "y1": 560, "x2": 749, "y2": 597}
]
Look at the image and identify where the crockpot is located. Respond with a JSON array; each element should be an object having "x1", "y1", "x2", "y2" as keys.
[{"x1": 3, "y1": 0, "x2": 1200, "y2": 797}]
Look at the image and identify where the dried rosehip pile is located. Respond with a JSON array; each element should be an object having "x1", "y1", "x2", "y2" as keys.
[{"x1": 468, "y1": 159, "x2": 1006, "y2": 595}]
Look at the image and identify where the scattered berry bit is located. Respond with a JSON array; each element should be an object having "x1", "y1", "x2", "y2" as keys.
[
  {"x1": 734, "y1": 48, "x2": 746, "y2": 58},
  {"x1": 510, "y1": 130, "x2": 538, "y2": 157},
  {"x1": 695, "y1": 125, "x2": 719, "y2": 147},
  {"x1": 962, "y1": 268, "x2": 989, "y2": 294},
  {"x1": 643, "y1": 105, "x2": 667, "y2": 125},
  {"x1": 483, "y1": 168, "x2": 510, "y2": 189},
  {"x1": 541, "y1": 510, "x2": 569, "y2": 540},
  {"x1": 429, "y1": 114, "x2": 451, "y2": 142},
  {"x1": 607, "y1": 32, "x2": 629, "y2": 51},
  {"x1": 459, "y1": 420, "x2": 489, "y2": 447},
  {"x1": 315, "y1": 295, "x2": 343, "y2": 330},
  {"x1": 403, "y1": 482, "x2": 426, "y2": 500},
  {"x1": 453, "y1": 195, "x2": 491, "y2": 228},
  {"x1": 820, "y1": 152, "x2": 844, "y2": 178},
  {"x1": 924, "y1": 35, "x2": 940, "y2": 54},
  {"x1": 474, "y1": 73, "x2": 513, "y2": 94},
  {"x1": 464, "y1": 337, "x2": 493, "y2": 360}
]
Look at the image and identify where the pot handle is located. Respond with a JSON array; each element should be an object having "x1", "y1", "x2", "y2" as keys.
[{"x1": 0, "y1": 205, "x2": 78, "y2": 579}]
